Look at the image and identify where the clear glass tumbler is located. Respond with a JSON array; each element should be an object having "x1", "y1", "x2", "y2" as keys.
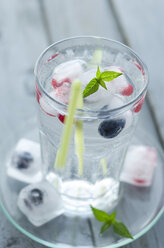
[{"x1": 34, "y1": 37, "x2": 148, "y2": 214}]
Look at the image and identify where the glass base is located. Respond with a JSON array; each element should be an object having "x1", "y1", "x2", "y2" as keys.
[
  {"x1": 46, "y1": 170, "x2": 120, "y2": 215},
  {"x1": 0, "y1": 124, "x2": 164, "y2": 248},
  {"x1": 61, "y1": 178, "x2": 120, "y2": 215}
]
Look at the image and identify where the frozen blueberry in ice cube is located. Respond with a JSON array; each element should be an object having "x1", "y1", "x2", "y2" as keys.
[
  {"x1": 18, "y1": 182, "x2": 64, "y2": 226},
  {"x1": 7, "y1": 139, "x2": 42, "y2": 184},
  {"x1": 29, "y1": 188, "x2": 43, "y2": 206},
  {"x1": 15, "y1": 151, "x2": 33, "y2": 169},
  {"x1": 98, "y1": 119, "x2": 125, "y2": 138}
]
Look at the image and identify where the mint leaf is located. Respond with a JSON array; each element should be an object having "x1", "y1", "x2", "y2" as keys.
[
  {"x1": 83, "y1": 78, "x2": 99, "y2": 98},
  {"x1": 109, "y1": 211, "x2": 117, "y2": 221},
  {"x1": 99, "y1": 79, "x2": 107, "y2": 90},
  {"x1": 82, "y1": 67, "x2": 122, "y2": 98},
  {"x1": 100, "y1": 222, "x2": 112, "y2": 234},
  {"x1": 91, "y1": 206, "x2": 133, "y2": 239},
  {"x1": 113, "y1": 221, "x2": 133, "y2": 239},
  {"x1": 96, "y1": 66, "x2": 101, "y2": 79},
  {"x1": 91, "y1": 206, "x2": 112, "y2": 222},
  {"x1": 101, "y1": 71, "x2": 122, "y2": 81}
]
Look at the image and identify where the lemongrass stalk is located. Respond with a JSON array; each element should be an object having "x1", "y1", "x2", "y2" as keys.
[
  {"x1": 75, "y1": 87, "x2": 84, "y2": 176},
  {"x1": 54, "y1": 80, "x2": 81, "y2": 168},
  {"x1": 100, "y1": 158, "x2": 107, "y2": 175}
]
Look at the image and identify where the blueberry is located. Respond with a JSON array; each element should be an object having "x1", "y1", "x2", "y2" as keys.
[
  {"x1": 30, "y1": 188, "x2": 43, "y2": 206},
  {"x1": 20, "y1": 151, "x2": 33, "y2": 162},
  {"x1": 16, "y1": 151, "x2": 33, "y2": 169},
  {"x1": 98, "y1": 119, "x2": 125, "y2": 138}
]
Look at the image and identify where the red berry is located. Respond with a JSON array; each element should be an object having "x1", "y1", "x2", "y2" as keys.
[
  {"x1": 35, "y1": 84, "x2": 42, "y2": 103},
  {"x1": 133, "y1": 178, "x2": 145, "y2": 184},
  {"x1": 58, "y1": 114, "x2": 65, "y2": 123},
  {"x1": 133, "y1": 96, "x2": 145, "y2": 113},
  {"x1": 47, "y1": 53, "x2": 59, "y2": 62},
  {"x1": 132, "y1": 59, "x2": 145, "y2": 76},
  {"x1": 52, "y1": 77, "x2": 71, "y2": 89},
  {"x1": 121, "y1": 84, "x2": 133, "y2": 96},
  {"x1": 52, "y1": 78, "x2": 63, "y2": 88}
]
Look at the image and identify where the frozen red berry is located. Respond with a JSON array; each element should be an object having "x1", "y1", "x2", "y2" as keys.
[
  {"x1": 133, "y1": 95, "x2": 145, "y2": 113},
  {"x1": 35, "y1": 84, "x2": 42, "y2": 103},
  {"x1": 39, "y1": 91, "x2": 57, "y2": 117},
  {"x1": 132, "y1": 59, "x2": 145, "y2": 76},
  {"x1": 121, "y1": 84, "x2": 133, "y2": 96},
  {"x1": 53, "y1": 82, "x2": 71, "y2": 104},
  {"x1": 52, "y1": 77, "x2": 71, "y2": 89},
  {"x1": 58, "y1": 114, "x2": 65, "y2": 123},
  {"x1": 133, "y1": 178, "x2": 145, "y2": 185},
  {"x1": 47, "y1": 53, "x2": 59, "y2": 62}
]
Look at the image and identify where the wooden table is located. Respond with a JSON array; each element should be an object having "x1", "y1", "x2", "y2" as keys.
[{"x1": 0, "y1": 0, "x2": 164, "y2": 247}]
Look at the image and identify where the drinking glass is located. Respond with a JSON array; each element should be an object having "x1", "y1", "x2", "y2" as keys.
[{"x1": 34, "y1": 37, "x2": 148, "y2": 214}]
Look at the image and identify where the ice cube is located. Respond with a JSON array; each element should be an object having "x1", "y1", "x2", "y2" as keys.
[
  {"x1": 120, "y1": 146, "x2": 157, "y2": 186},
  {"x1": 52, "y1": 59, "x2": 85, "y2": 87},
  {"x1": 39, "y1": 82, "x2": 71, "y2": 116},
  {"x1": 105, "y1": 66, "x2": 133, "y2": 96},
  {"x1": 108, "y1": 95, "x2": 133, "y2": 129},
  {"x1": 52, "y1": 82, "x2": 71, "y2": 104},
  {"x1": 7, "y1": 139, "x2": 42, "y2": 183},
  {"x1": 17, "y1": 181, "x2": 64, "y2": 226}
]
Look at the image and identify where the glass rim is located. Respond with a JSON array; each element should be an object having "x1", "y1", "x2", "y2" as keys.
[{"x1": 34, "y1": 36, "x2": 149, "y2": 116}]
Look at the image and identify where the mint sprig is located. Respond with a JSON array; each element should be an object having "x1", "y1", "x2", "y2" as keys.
[
  {"x1": 91, "y1": 206, "x2": 133, "y2": 239},
  {"x1": 83, "y1": 67, "x2": 122, "y2": 98}
]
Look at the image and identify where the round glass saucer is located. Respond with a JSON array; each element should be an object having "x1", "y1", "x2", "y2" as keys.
[{"x1": 0, "y1": 125, "x2": 164, "y2": 248}]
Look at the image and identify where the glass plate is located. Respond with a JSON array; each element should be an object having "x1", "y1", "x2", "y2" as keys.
[{"x1": 0, "y1": 123, "x2": 164, "y2": 248}]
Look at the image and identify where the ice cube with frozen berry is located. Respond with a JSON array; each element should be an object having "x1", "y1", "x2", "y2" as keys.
[
  {"x1": 17, "y1": 181, "x2": 64, "y2": 226},
  {"x1": 7, "y1": 139, "x2": 42, "y2": 183},
  {"x1": 105, "y1": 66, "x2": 133, "y2": 96},
  {"x1": 120, "y1": 145, "x2": 157, "y2": 186}
]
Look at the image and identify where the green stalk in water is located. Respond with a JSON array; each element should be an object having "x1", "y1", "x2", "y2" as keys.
[
  {"x1": 54, "y1": 80, "x2": 82, "y2": 168},
  {"x1": 75, "y1": 85, "x2": 84, "y2": 176},
  {"x1": 88, "y1": 49, "x2": 102, "y2": 67},
  {"x1": 100, "y1": 158, "x2": 107, "y2": 175}
]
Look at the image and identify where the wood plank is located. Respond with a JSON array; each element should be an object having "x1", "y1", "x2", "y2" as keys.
[
  {"x1": 111, "y1": 0, "x2": 164, "y2": 147},
  {"x1": 110, "y1": 0, "x2": 164, "y2": 247},
  {"x1": 0, "y1": 0, "x2": 47, "y2": 247},
  {"x1": 40, "y1": 0, "x2": 123, "y2": 42},
  {"x1": 0, "y1": 0, "x2": 47, "y2": 139}
]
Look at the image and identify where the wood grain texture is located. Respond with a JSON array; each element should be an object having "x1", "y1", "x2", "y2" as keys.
[
  {"x1": 0, "y1": 0, "x2": 48, "y2": 139},
  {"x1": 0, "y1": 0, "x2": 47, "y2": 247},
  {"x1": 41, "y1": 0, "x2": 123, "y2": 42},
  {"x1": 111, "y1": 0, "x2": 164, "y2": 146}
]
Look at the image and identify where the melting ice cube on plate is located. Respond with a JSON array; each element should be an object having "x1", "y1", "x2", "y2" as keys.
[
  {"x1": 7, "y1": 139, "x2": 42, "y2": 183},
  {"x1": 17, "y1": 181, "x2": 64, "y2": 226},
  {"x1": 120, "y1": 145, "x2": 157, "y2": 186}
]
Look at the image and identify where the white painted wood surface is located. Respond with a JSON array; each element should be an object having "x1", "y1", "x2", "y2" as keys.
[
  {"x1": 0, "y1": 0, "x2": 163, "y2": 247},
  {"x1": 111, "y1": 0, "x2": 164, "y2": 146}
]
